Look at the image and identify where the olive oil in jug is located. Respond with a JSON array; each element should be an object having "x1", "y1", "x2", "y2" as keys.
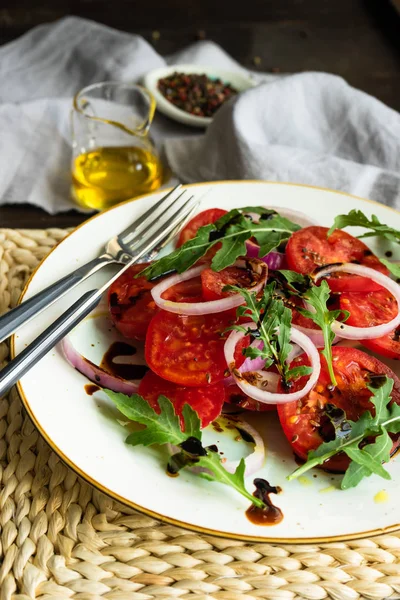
[{"x1": 72, "y1": 145, "x2": 164, "y2": 210}]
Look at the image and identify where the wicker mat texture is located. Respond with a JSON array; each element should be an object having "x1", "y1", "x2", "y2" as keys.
[{"x1": 1, "y1": 227, "x2": 400, "y2": 600}]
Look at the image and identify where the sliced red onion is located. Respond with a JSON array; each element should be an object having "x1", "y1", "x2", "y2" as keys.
[
  {"x1": 313, "y1": 263, "x2": 400, "y2": 340},
  {"x1": 223, "y1": 419, "x2": 265, "y2": 476},
  {"x1": 61, "y1": 336, "x2": 139, "y2": 395},
  {"x1": 290, "y1": 323, "x2": 325, "y2": 347},
  {"x1": 224, "y1": 322, "x2": 320, "y2": 404},
  {"x1": 167, "y1": 417, "x2": 265, "y2": 478},
  {"x1": 245, "y1": 241, "x2": 285, "y2": 270},
  {"x1": 151, "y1": 259, "x2": 267, "y2": 316},
  {"x1": 238, "y1": 339, "x2": 265, "y2": 372}
]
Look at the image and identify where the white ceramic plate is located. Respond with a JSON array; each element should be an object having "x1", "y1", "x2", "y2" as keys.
[
  {"x1": 13, "y1": 181, "x2": 400, "y2": 543},
  {"x1": 143, "y1": 64, "x2": 256, "y2": 127}
]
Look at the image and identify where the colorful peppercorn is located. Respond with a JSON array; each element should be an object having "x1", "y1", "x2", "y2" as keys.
[{"x1": 157, "y1": 72, "x2": 238, "y2": 118}]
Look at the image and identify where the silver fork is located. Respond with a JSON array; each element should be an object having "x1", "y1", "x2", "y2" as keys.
[
  {"x1": 0, "y1": 187, "x2": 199, "y2": 396},
  {"x1": 0, "y1": 184, "x2": 194, "y2": 343}
]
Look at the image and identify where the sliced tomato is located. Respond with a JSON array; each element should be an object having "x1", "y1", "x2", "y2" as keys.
[
  {"x1": 145, "y1": 310, "x2": 237, "y2": 386},
  {"x1": 108, "y1": 263, "x2": 157, "y2": 340},
  {"x1": 177, "y1": 208, "x2": 227, "y2": 247},
  {"x1": 286, "y1": 226, "x2": 389, "y2": 292},
  {"x1": 225, "y1": 383, "x2": 276, "y2": 412},
  {"x1": 201, "y1": 266, "x2": 255, "y2": 301},
  {"x1": 277, "y1": 346, "x2": 400, "y2": 472},
  {"x1": 290, "y1": 293, "x2": 341, "y2": 330},
  {"x1": 162, "y1": 276, "x2": 204, "y2": 304},
  {"x1": 139, "y1": 370, "x2": 225, "y2": 429},
  {"x1": 340, "y1": 289, "x2": 400, "y2": 359},
  {"x1": 109, "y1": 266, "x2": 204, "y2": 341}
]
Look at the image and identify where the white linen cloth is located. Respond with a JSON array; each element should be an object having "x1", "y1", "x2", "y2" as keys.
[{"x1": 0, "y1": 16, "x2": 399, "y2": 214}]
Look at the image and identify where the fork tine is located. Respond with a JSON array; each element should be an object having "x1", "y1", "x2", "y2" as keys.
[
  {"x1": 124, "y1": 189, "x2": 194, "y2": 253},
  {"x1": 141, "y1": 199, "x2": 201, "y2": 261},
  {"x1": 121, "y1": 186, "x2": 188, "y2": 246},
  {"x1": 117, "y1": 183, "x2": 182, "y2": 242},
  {"x1": 132, "y1": 195, "x2": 198, "y2": 263}
]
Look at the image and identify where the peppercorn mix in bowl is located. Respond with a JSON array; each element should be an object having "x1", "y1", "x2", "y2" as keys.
[{"x1": 143, "y1": 65, "x2": 256, "y2": 127}]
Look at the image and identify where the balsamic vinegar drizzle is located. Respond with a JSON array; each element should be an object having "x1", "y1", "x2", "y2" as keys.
[
  {"x1": 246, "y1": 479, "x2": 283, "y2": 526},
  {"x1": 100, "y1": 341, "x2": 149, "y2": 380},
  {"x1": 84, "y1": 384, "x2": 100, "y2": 396}
]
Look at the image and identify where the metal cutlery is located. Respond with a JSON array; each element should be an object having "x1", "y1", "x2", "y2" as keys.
[
  {"x1": 0, "y1": 184, "x2": 194, "y2": 343},
  {"x1": 0, "y1": 186, "x2": 199, "y2": 396}
]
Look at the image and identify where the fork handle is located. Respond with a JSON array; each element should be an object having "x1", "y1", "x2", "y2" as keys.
[
  {"x1": 0, "y1": 288, "x2": 102, "y2": 397},
  {"x1": 0, "y1": 255, "x2": 113, "y2": 344}
]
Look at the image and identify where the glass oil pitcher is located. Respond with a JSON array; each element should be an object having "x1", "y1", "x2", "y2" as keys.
[{"x1": 71, "y1": 82, "x2": 164, "y2": 210}]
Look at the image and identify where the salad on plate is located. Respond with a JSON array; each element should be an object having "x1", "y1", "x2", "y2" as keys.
[{"x1": 62, "y1": 203, "x2": 400, "y2": 525}]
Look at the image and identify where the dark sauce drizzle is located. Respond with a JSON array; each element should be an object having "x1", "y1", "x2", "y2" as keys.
[
  {"x1": 84, "y1": 384, "x2": 100, "y2": 396},
  {"x1": 100, "y1": 341, "x2": 148, "y2": 380},
  {"x1": 246, "y1": 479, "x2": 283, "y2": 526}
]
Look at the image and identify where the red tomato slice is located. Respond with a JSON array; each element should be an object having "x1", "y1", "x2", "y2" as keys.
[
  {"x1": 162, "y1": 276, "x2": 204, "y2": 304},
  {"x1": 225, "y1": 383, "x2": 276, "y2": 412},
  {"x1": 109, "y1": 267, "x2": 204, "y2": 341},
  {"x1": 340, "y1": 289, "x2": 400, "y2": 359},
  {"x1": 177, "y1": 208, "x2": 227, "y2": 247},
  {"x1": 290, "y1": 293, "x2": 341, "y2": 330},
  {"x1": 201, "y1": 266, "x2": 254, "y2": 301},
  {"x1": 286, "y1": 226, "x2": 388, "y2": 292},
  {"x1": 108, "y1": 263, "x2": 157, "y2": 340},
  {"x1": 139, "y1": 370, "x2": 225, "y2": 429},
  {"x1": 277, "y1": 346, "x2": 400, "y2": 472},
  {"x1": 145, "y1": 310, "x2": 236, "y2": 386}
]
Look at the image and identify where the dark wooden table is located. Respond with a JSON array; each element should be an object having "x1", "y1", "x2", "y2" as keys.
[{"x1": 1, "y1": 0, "x2": 399, "y2": 229}]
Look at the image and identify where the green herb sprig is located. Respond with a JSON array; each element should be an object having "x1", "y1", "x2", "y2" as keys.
[
  {"x1": 328, "y1": 209, "x2": 400, "y2": 244},
  {"x1": 380, "y1": 258, "x2": 400, "y2": 279},
  {"x1": 226, "y1": 283, "x2": 312, "y2": 385},
  {"x1": 296, "y1": 280, "x2": 349, "y2": 387},
  {"x1": 140, "y1": 208, "x2": 300, "y2": 280},
  {"x1": 288, "y1": 377, "x2": 400, "y2": 489},
  {"x1": 104, "y1": 390, "x2": 265, "y2": 508}
]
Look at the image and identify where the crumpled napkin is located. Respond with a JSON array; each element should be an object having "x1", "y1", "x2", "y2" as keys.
[
  {"x1": 1, "y1": 16, "x2": 399, "y2": 214},
  {"x1": 165, "y1": 72, "x2": 400, "y2": 209}
]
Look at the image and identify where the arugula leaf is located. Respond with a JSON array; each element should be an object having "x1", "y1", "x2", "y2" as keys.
[
  {"x1": 277, "y1": 270, "x2": 312, "y2": 294},
  {"x1": 196, "y1": 452, "x2": 264, "y2": 508},
  {"x1": 105, "y1": 389, "x2": 265, "y2": 508},
  {"x1": 328, "y1": 209, "x2": 400, "y2": 244},
  {"x1": 226, "y1": 283, "x2": 312, "y2": 384},
  {"x1": 140, "y1": 208, "x2": 301, "y2": 280},
  {"x1": 211, "y1": 229, "x2": 248, "y2": 271},
  {"x1": 380, "y1": 258, "x2": 400, "y2": 279},
  {"x1": 140, "y1": 224, "x2": 218, "y2": 280},
  {"x1": 288, "y1": 377, "x2": 400, "y2": 489},
  {"x1": 297, "y1": 280, "x2": 349, "y2": 386},
  {"x1": 105, "y1": 391, "x2": 194, "y2": 446},
  {"x1": 342, "y1": 430, "x2": 392, "y2": 488}
]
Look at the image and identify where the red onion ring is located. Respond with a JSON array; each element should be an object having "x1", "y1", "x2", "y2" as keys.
[
  {"x1": 313, "y1": 263, "x2": 400, "y2": 340},
  {"x1": 224, "y1": 322, "x2": 320, "y2": 404},
  {"x1": 61, "y1": 336, "x2": 139, "y2": 396},
  {"x1": 245, "y1": 241, "x2": 285, "y2": 270},
  {"x1": 151, "y1": 259, "x2": 267, "y2": 316},
  {"x1": 223, "y1": 419, "x2": 265, "y2": 476}
]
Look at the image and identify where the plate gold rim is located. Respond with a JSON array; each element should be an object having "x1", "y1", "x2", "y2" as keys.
[{"x1": 12, "y1": 179, "x2": 400, "y2": 544}]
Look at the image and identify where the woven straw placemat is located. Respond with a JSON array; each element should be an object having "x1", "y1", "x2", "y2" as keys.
[{"x1": 2, "y1": 227, "x2": 400, "y2": 600}]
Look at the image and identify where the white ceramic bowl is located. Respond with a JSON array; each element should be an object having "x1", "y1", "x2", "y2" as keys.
[{"x1": 143, "y1": 64, "x2": 256, "y2": 127}]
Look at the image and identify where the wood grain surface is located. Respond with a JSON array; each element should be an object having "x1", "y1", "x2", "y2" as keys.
[{"x1": 0, "y1": 0, "x2": 399, "y2": 228}]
